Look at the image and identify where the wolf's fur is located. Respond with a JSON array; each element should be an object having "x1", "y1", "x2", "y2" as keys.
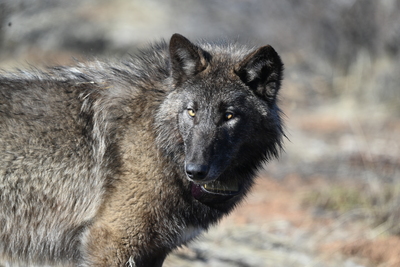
[{"x1": 0, "y1": 34, "x2": 284, "y2": 266}]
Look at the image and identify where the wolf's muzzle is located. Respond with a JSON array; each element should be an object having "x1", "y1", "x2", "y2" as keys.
[{"x1": 185, "y1": 163, "x2": 209, "y2": 181}]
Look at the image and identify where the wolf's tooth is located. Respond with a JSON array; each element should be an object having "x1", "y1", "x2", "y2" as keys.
[{"x1": 202, "y1": 181, "x2": 239, "y2": 192}]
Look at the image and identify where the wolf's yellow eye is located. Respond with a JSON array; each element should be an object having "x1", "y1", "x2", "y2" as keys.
[
  {"x1": 225, "y1": 112, "x2": 234, "y2": 120},
  {"x1": 187, "y1": 109, "x2": 196, "y2": 117}
]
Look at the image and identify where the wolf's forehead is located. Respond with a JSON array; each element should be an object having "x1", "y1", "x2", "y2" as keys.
[
  {"x1": 199, "y1": 43, "x2": 252, "y2": 61},
  {"x1": 190, "y1": 88, "x2": 251, "y2": 107}
]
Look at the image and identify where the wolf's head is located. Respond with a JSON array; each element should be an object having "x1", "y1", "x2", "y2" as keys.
[{"x1": 156, "y1": 34, "x2": 283, "y2": 209}]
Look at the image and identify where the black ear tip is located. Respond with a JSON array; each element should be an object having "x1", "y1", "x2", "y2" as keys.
[
  {"x1": 171, "y1": 33, "x2": 184, "y2": 38},
  {"x1": 170, "y1": 33, "x2": 189, "y2": 45},
  {"x1": 171, "y1": 33, "x2": 182, "y2": 40},
  {"x1": 262, "y1": 45, "x2": 283, "y2": 69},
  {"x1": 259, "y1": 45, "x2": 279, "y2": 59}
]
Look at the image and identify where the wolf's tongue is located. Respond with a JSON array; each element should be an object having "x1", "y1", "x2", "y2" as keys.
[{"x1": 191, "y1": 183, "x2": 204, "y2": 199}]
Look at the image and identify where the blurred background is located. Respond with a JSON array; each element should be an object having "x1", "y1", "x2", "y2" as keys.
[{"x1": 0, "y1": 0, "x2": 399, "y2": 266}]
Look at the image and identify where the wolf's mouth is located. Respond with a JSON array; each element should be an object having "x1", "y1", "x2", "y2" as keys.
[
  {"x1": 191, "y1": 179, "x2": 241, "y2": 206},
  {"x1": 202, "y1": 180, "x2": 240, "y2": 195}
]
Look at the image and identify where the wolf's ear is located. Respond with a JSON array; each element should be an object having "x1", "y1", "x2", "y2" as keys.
[
  {"x1": 235, "y1": 45, "x2": 283, "y2": 102},
  {"x1": 169, "y1": 33, "x2": 208, "y2": 84}
]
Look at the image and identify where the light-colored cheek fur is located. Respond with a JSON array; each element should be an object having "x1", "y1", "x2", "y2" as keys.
[{"x1": 177, "y1": 225, "x2": 204, "y2": 245}]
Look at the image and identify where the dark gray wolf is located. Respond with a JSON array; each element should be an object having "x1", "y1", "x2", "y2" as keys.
[{"x1": 0, "y1": 33, "x2": 284, "y2": 266}]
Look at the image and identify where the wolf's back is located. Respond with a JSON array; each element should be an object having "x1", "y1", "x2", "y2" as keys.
[{"x1": 0, "y1": 77, "x2": 104, "y2": 264}]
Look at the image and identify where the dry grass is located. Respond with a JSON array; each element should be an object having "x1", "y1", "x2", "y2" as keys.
[{"x1": 302, "y1": 182, "x2": 400, "y2": 236}]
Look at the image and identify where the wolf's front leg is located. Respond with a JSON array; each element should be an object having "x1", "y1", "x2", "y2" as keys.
[{"x1": 81, "y1": 223, "x2": 166, "y2": 267}]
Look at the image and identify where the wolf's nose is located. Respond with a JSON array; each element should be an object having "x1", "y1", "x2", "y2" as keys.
[{"x1": 185, "y1": 163, "x2": 209, "y2": 181}]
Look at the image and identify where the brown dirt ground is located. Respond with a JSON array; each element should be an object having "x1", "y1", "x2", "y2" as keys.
[{"x1": 224, "y1": 174, "x2": 400, "y2": 267}]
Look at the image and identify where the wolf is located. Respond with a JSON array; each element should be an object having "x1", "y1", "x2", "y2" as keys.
[{"x1": 0, "y1": 33, "x2": 284, "y2": 266}]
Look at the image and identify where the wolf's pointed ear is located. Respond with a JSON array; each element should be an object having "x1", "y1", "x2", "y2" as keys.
[
  {"x1": 235, "y1": 45, "x2": 283, "y2": 102},
  {"x1": 169, "y1": 33, "x2": 208, "y2": 84}
]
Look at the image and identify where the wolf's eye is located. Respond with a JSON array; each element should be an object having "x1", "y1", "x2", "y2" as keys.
[
  {"x1": 187, "y1": 109, "x2": 196, "y2": 117},
  {"x1": 224, "y1": 112, "x2": 234, "y2": 120}
]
